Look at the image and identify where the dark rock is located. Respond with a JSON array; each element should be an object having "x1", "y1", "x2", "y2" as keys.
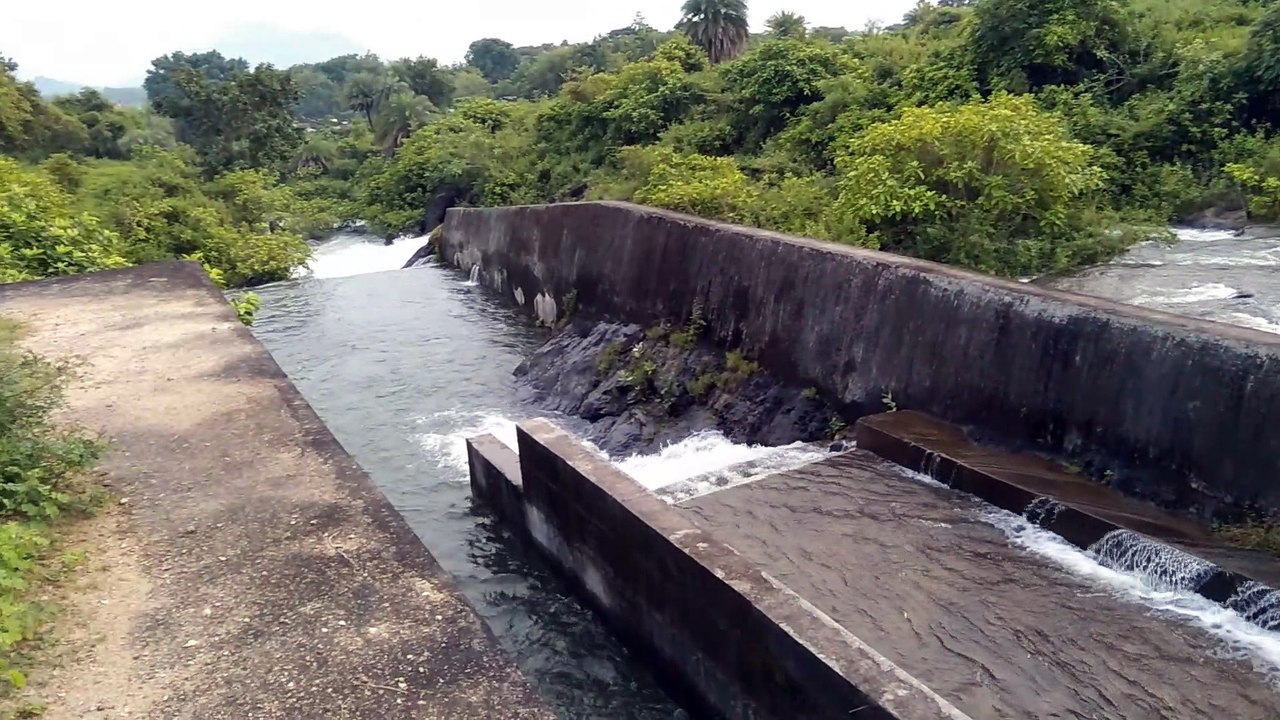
[
  {"x1": 1181, "y1": 206, "x2": 1248, "y2": 231},
  {"x1": 517, "y1": 321, "x2": 841, "y2": 457},
  {"x1": 402, "y1": 242, "x2": 436, "y2": 269},
  {"x1": 418, "y1": 184, "x2": 468, "y2": 235}
]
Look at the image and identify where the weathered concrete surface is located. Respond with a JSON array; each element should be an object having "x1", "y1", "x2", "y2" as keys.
[
  {"x1": 682, "y1": 452, "x2": 1280, "y2": 719},
  {"x1": 440, "y1": 201, "x2": 1280, "y2": 520},
  {"x1": 510, "y1": 419, "x2": 970, "y2": 720},
  {"x1": 0, "y1": 262, "x2": 551, "y2": 719},
  {"x1": 856, "y1": 410, "x2": 1280, "y2": 613}
]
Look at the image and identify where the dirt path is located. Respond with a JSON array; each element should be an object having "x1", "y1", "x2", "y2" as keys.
[{"x1": 0, "y1": 263, "x2": 552, "y2": 719}]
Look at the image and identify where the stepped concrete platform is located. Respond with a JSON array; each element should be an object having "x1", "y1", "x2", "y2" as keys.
[
  {"x1": 471, "y1": 420, "x2": 1280, "y2": 719},
  {"x1": 0, "y1": 263, "x2": 551, "y2": 719},
  {"x1": 856, "y1": 411, "x2": 1280, "y2": 606},
  {"x1": 681, "y1": 450, "x2": 1280, "y2": 719}
]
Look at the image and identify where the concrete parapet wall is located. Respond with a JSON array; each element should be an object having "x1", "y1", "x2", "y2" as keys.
[
  {"x1": 505, "y1": 419, "x2": 969, "y2": 720},
  {"x1": 441, "y1": 202, "x2": 1280, "y2": 517}
]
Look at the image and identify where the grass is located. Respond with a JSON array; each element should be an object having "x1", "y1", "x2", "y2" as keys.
[
  {"x1": 0, "y1": 318, "x2": 105, "y2": 699},
  {"x1": 1215, "y1": 521, "x2": 1280, "y2": 556}
]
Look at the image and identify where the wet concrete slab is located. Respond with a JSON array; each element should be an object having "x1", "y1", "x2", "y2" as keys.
[
  {"x1": 681, "y1": 451, "x2": 1280, "y2": 720},
  {"x1": 0, "y1": 263, "x2": 552, "y2": 719},
  {"x1": 857, "y1": 411, "x2": 1280, "y2": 595}
]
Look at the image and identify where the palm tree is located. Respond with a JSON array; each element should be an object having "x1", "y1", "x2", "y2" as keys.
[
  {"x1": 291, "y1": 134, "x2": 339, "y2": 174},
  {"x1": 344, "y1": 73, "x2": 383, "y2": 130},
  {"x1": 374, "y1": 92, "x2": 436, "y2": 155},
  {"x1": 679, "y1": 0, "x2": 751, "y2": 64},
  {"x1": 766, "y1": 10, "x2": 807, "y2": 40}
]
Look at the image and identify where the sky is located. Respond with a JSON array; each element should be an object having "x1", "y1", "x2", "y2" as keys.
[{"x1": 1, "y1": 0, "x2": 919, "y2": 87}]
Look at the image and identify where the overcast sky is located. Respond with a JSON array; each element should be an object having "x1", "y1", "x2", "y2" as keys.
[{"x1": 2, "y1": 0, "x2": 919, "y2": 87}]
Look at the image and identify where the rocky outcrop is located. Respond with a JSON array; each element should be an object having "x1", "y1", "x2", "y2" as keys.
[
  {"x1": 402, "y1": 226, "x2": 443, "y2": 269},
  {"x1": 516, "y1": 320, "x2": 840, "y2": 456}
]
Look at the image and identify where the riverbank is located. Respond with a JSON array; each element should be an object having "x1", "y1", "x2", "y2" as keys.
[{"x1": 0, "y1": 262, "x2": 550, "y2": 718}]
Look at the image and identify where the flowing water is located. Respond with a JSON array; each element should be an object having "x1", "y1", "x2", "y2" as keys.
[
  {"x1": 255, "y1": 233, "x2": 829, "y2": 717},
  {"x1": 1047, "y1": 226, "x2": 1280, "y2": 333},
  {"x1": 250, "y1": 231, "x2": 1280, "y2": 716}
]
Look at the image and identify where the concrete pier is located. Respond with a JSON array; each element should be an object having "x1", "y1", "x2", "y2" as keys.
[{"x1": 0, "y1": 263, "x2": 551, "y2": 719}]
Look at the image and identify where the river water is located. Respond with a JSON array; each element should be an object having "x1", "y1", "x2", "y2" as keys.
[
  {"x1": 251, "y1": 230, "x2": 1280, "y2": 716},
  {"x1": 255, "y1": 234, "x2": 824, "y2": 717},
  {"x1": 1047, "y1": 226, "x2": 1280, "y2": 333}
]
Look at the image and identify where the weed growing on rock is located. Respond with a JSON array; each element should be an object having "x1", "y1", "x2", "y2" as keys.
[
  {"x1": 596, "y1": 341, "x2": 626, "y2": 378},
  {"x1": 670, "y1": 303, "x2": 706, "y2": 350},
  {"x1": 882, "y1": 391, "x2": 898, "y2": 412},
  {"x1": 1216, "y1": 521, "x2": 1280, "y2": 556},
  {"x1": 231, "y1": 293, "x2": 262, "y2": 326}
]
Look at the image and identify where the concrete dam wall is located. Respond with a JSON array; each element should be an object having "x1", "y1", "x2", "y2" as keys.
[{"x1": 439, "y1": 201, "x2": 1280, "y2": 518}]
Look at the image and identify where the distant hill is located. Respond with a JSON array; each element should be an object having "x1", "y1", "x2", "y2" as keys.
[{"x1": 32, "y1": 76, "x2": 147, "y2": 107}]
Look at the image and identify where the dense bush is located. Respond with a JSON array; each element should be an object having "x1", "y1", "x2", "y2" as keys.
[{"x1": 830, "y1": 95, "x2": 1118, "y2": 276}]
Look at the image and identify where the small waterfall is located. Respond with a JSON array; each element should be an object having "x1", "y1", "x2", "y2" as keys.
[
  {"x1": 465, "y1": 265, "x2": 481, "y2": 286},
  {"x1": 1228, "y1": 582, "x2": 1280, "y2": 632},
  {"x1": 1024, "y1": 497, "x2": 1064, "y2": 527},
  {"x1": 1087, "y1": 530, "x2": 1217, "y2": 593},
  {"x1": 920, "y1": 451, "x2": 943, "y2": 480}
]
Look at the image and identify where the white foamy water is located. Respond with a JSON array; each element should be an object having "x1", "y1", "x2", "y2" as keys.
[
  {"x1": 982, "y1": 507, "x2": 1280, "y2": 683},
  {"x1": 416, "y1": 414, "x2": 827, "y2": 495},
  {"x1": 1131, "y1": 282, "x2": 1240, "y2": 306},
  {"x1": 614, "y1": 431, "x2": 829, "y2": 493},
  {"x1": 1226, "y1": 313, "x2": 1280, "y2": 335},
  {"x1": 305, "y1": 233, "x2": 423, "y2": 279},
  {"x1": 418, "y1": 411, "x2": 519, "y2": 471}
]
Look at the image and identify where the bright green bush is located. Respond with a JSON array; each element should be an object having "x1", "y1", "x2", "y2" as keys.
[
  {"x1": 0, "y1": 158, "x2": 127, "y2": 283},
  {"x1": 830, "y1": 94, "x2": 1119, "y2": 276},
  {"x1": 630, "y1": 147, "x2": 758, "y2": 223}
]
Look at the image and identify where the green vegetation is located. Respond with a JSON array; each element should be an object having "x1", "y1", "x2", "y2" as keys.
[
  {"x1": 0, "y1": 321, "x2": 105, "y2": 693},
  {"x1": 1216, "y1": 521, "x2": 1280, "y2": 555},
  {"x1": 8, "y1": 0, "x2": 1280, "y2": 299}
]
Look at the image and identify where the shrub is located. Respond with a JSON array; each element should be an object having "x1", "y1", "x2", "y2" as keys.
[
  {"x1": 830, "y1": 94, "x2": 1123, "y2": 276},
  {"x1": 631, "y1": 147, "x2": 758, "y2": 223},
  {"x1": 0, "y1": 158, "x2": 127, "y2": 283}
]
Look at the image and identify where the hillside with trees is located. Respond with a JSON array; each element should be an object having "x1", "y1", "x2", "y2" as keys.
[{"x1": 6, "y1": 0, "x2": 1280, "y2": 296}]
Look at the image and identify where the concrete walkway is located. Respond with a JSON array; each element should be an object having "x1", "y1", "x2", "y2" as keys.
[{"x1": 0, "y1": 263, "x2": 551, "y2": 719}]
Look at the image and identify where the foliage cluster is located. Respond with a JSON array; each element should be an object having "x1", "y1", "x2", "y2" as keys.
[
  {"x1": 0, "y1": 321, "x2": 104, "y2": 691},
  {"x1": 12, "y1": 0, "x2": 1280, "y2": 289}
]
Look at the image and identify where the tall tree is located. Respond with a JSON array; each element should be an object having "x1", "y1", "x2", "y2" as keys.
[
  {"x1": 391, "y1": 57, "x2": 455, "y2": 107},
  {"x1": 144, "y1": 51, "x2": 248, "y2": 109},
  {"x1": 152, "y1": 64, "x2": 302, "y2": 175},
  {"x1": 680, "y1": 0, "x2": 751, "y2": 64},
  {"x1": 766, "y1": 11, "x2": 807, "y2": 40},
  {"x1": 466, "y1": 38, "x2": 521, "y2": 83},
  {"x1": 344, "y1": 73, "x2": 384, "y2": 130},
  {"x1": 375, "y1": 92, "x2": 436, "y2": 154}
]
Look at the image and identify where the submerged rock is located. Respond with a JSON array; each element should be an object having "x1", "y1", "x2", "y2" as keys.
[{"x1": 515, "y1": 320, "x2": 841, "y2": 456}]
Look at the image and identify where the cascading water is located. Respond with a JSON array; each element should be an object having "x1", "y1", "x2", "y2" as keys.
[
  {"x1": 465, "y1": 265, "x2": 481, "y2": 286},
  {"x1": 1023, "y1": 496, "x2": 1065, "y2": 526},
  {"x1": 1230, "y1": 582, "x2": 1280, "y2": 632},
  {"x1": 1087, "y1": 529, "x2": 1218, "y2": 593},
  {"x1": 304, "y1": 232, "x2": 423, "y2": 280}
]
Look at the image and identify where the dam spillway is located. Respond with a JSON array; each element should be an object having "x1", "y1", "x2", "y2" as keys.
[{"x1": 443, "y1": 202, "x2": 1280, "y2": 718}]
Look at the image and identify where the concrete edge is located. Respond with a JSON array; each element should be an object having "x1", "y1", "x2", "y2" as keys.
[
  {"x1": 470, "y1": 417, "x2": 971, "y2": 720},
  {"x1": 3, "y1": 262, "x2": 537, "y2": 667},
  {"x1": 466, "y1": 435, "x2": 525, "y2": 533},
  {"x1": 853, "y1": 413, "x2": 1271, "y2": 614},
  {"x1": 443, "y1": 202, "x2": 1280, "y2": 350}
]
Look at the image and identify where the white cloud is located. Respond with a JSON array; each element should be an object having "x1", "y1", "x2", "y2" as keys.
[{"x1": 2, "y1": 0, "x2": 918, "y2": 86}]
